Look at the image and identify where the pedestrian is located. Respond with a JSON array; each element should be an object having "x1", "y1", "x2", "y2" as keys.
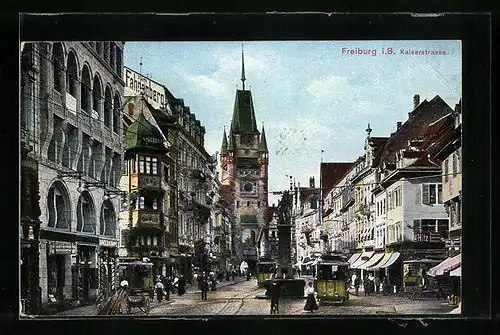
[
  {"x1": 164, "y1": 276, "x2": 172, "y2": 301},
  {"x1": 178, "y1": 275, "x2": 186, "y2": 296},
  {"x1": 232, "y1": 270, "x2": 236, "y2": 281},
  {"x1": 270, "y1": 281, "x2": 281, "y2": 315},
  {"x1": 201, "y1": 272, "x2": 209, "y2": 301},
  {"x1": 155, "y1": 280, "x2": 164, "y2": 303},
  {"x1": 148, "y1": 284, "x2": 155, "y2": 302},
  {"x1": 374, "y1": 276, "x2": 381, "y2": 294},
  {"x1": 354, "y1": 277, "x2": 360, "y2": 296},
  {"x1": 303, "y1": 282, "x2": 319, "y2": 312},
  {"x1": 297, "y1": 268, "x2": 301, "y2": 277},
  {"x1": 246, "y1": 271, "x2": 251, "y2": 281},
  {"x1": 382, "y1": 277, "x2": 389, "y2": 295},
  {"x1": 363, "y1": 276, "x2": 370, "y2": 297}
]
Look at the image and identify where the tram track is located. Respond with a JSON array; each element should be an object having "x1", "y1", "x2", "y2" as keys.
[{"x1": 215, "y1": 289, "x2": 261, "y2": 315}]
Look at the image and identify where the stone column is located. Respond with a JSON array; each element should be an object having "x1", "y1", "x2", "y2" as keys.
[
  {"x1": 40, "y1": 43, "x2": 54, "y2": 159},
  {"x1": 110, "y1": 43, "x2": 116, "y2": 74}
]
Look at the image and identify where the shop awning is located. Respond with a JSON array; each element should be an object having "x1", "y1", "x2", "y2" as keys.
[
  {"x1": 427, "y1": 254, "x2": 461, "y2": 277},
  {"x1": 379, "y1": 252, "x2": 401, "y2": 269},
  {"x1": 350, "y1": 251, "x2": 374, "y2": 269},
  {"x1": 358, "y1": 252, "x2": 385, "y2": 270},
  {"x1": 348, "y1": 253, "x2": 362, "y2": 265},
  {"x1": 366, "y1": 252, "x2": 392, "y2": 271},
  {"x1": 449, "y1": 266, "x2": 461, "y2": 277}
]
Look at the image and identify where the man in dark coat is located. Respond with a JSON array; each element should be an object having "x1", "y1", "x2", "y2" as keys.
[
  {"x1": 200, "y1": 272, "x2": 209, "y2": 300},
  {"x1": 178, "y1": 275, "x2": 186, "y2": 296},
  {"x1": 164, "y1": 276, "x2": 172, "y2": 301}
]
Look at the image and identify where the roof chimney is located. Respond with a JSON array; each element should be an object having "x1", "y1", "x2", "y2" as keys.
[
  {"x1": 309, "y1": 177, "x2": 315, "y2": 189},
  {"x1": 397, "y1": 121, "x2": 402, "y2": 130},
  {"x1": 413, "y1": 94, "x2": 420, "y2": 109}
]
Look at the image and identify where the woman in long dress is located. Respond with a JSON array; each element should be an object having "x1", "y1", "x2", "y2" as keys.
[{"x1": 304, "y1": 282, "x2": 319, "y2": 312}]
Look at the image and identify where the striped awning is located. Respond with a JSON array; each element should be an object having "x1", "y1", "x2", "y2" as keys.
[
  {"x1": 348, "y1": 253, "x2": 362, "y2": 265},
  {"x1": 379, "y1": 252, "x2": 401, "y2": 269},
  {"x1": 358, "y1": 252, "x2": 385, "y2": 270},
  {"x1": 367, "y1": 252, "x2": 392, "y2": 271},
  {"x1": 428, "y1": 254, "x2": 461, "y2": 277},
  {"x1": 350, "y1": 251, "x2": 374, "y2": 269}
]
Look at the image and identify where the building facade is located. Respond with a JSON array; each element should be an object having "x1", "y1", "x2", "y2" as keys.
[
  {"x1": 20, "y1": 41, "x2": 125, "y2": 306},
  {"x1": 219, "y1": 50, "x2": 269, "y2": 273}
]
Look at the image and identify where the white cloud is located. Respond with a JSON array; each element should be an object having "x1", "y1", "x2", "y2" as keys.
[
  {"x1": 306, "y1": 75, "x2": 347, "y2": 99},
  {"x1": 187, "y1": 74, "x2": 226, "y2": 97}
]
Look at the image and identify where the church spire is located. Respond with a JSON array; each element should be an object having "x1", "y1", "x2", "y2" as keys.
[
  {"x1": 221, "y1": 126, "x2": 228, "y2": 154},
  {"x1": 241, "y1": 43, "x2": 246, "y2": 91},
  {"x1": 259, "y1": 123, "x2": 268, "y2": 153}
]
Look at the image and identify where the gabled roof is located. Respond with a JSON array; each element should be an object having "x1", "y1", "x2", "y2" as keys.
[
  {"x1": 124, "y1": 112, "x2": 166, "y2": 152},
  {"x1": 266, "y1": 206, "x2": 277, "y2": 223},
  {"x1": 230, "y1": 90, "x2": 260, "y2": 135},
  {"x1": 377, "y1": 95, "x2": 453, "y2": 169},
  {"x1": 321, "y1": 162, "x2": 354, "y2": 199}
]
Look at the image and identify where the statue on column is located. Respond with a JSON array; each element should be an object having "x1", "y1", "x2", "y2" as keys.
[{"x1": 276, "y1": 191, "x2": 293, "y2": 279}]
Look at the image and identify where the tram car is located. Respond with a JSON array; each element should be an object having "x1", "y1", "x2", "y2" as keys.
[
  {"x1": 117, "y1": 258, "x2": 154, "y2": 293},
  {"x1": 256, "y1": 258, "x2": 277, "y2": 287},
  {"x1": 314, "y1": 252, "x2": 350, "y2": 304}
]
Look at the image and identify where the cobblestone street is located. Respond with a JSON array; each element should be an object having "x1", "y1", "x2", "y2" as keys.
[{"x1": 53, "y1": 277, "x2": 459, "y2": 317}]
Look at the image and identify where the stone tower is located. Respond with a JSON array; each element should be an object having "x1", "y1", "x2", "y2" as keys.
[{"x1": 219, "y1": 46, "x2": 269, "y2": 272}]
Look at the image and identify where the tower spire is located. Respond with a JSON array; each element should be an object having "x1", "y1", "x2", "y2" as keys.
[{"x1": 241, "y1": 43, "x2": 246, "y2": 91}]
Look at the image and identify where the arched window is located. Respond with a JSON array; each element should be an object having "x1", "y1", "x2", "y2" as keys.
[
  {"x1": 81, "y1": 65, "x2": 92, "y2": 114},
  {"x1": 47, "y1": 181, "x2": 71, "y2": 229},
  {"x1": 76, "y1": 191, "x2": 96, "y2": 233},
  {"x1": 104, "y1": 86, "x2": 112, "y2": 128},
  {"x1": 100, "y1": 200, "x2": 116, "y2": 236},
  {"x1": 52, "y1": 43, "x2": 64, "y2": 93},
  {"x1": 113, "y1": 93, "x2": 121, "y2": 134},
  {"x1": 66, "y1": 51, "x2": 78, "y2": 97},
  {"x1": 92, "y1": 74, "x2": 102, "y2": 119}
]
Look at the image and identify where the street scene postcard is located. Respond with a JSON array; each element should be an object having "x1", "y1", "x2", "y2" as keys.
[{"x1": 20, "y1": 39, "x2": 462, "y2": 317}]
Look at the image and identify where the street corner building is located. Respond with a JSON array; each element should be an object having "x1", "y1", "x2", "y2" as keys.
[
  {"x1": 20, "y1": 41, "x2": 126, "y2": 313},
  {"x1": 219, "y1": 48, "x2": 269, "y2": 274},
  {"x1": 119, "y1": 65, "x2": 231, "y2": 286}
]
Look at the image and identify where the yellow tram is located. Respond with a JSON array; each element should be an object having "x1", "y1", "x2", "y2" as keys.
[
  {"x1": 256, "y1": 259, "x2": 277, "y2": 287},
  {"x1": 314, "y1": 253, "x2": 350, "y2": 304}
]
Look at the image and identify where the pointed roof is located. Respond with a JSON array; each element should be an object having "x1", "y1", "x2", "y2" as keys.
[
  {"x1": 221, "y1": 127, "x2": 228, "y2": 154},
  {"x1": 230, "y1": 90, "x2": 260, "y2": 135},
  {"x1": 227, "y1": 129, "x2": 234, "y2": 151},
  {"x1": 125, "y1": 112, "x2": 166, "y2": 152},
  {"x1": 241, "y1": 44, "x2": 246, "y2": 91},
  {"x1": 259, "y1": 125, "x2": 268, "y2": 152}
]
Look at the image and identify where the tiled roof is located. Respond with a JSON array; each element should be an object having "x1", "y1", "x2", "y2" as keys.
[
  {"x1": 321, "y1": 162, "x2": 354, "y2": 198},
  {"x1": 377, "y1": 95, "x2": 453, "y2": 168}
]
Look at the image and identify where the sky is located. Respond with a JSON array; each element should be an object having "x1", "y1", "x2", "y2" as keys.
[{"x1": 124, "y1": 41, "x2": 462, "y2": 206}]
